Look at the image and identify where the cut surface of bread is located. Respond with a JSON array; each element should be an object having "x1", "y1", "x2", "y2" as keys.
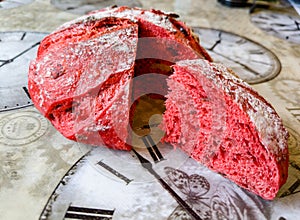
[{"x1": 162, "y1": 59, "x2": 289, "y2": 200}]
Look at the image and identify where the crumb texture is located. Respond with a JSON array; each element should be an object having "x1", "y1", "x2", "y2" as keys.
[{"x1": 162, "y1": 59, "x2": 289, "y2": 200}]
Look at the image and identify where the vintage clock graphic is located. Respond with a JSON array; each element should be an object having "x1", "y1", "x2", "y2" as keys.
[
  {"x1": 39, "y1": 135, "x2": 270, "y2": 220},
  {"x1": 51, "y1": 0, "x2": 142, "y2": 15},
  {"x1": 193, "y1": 27, "x2": 282, "y2": 84},
  {"x1": 250, "y1": 11, "x2": 300, "y2": 44},
  {"x1": 0, "y1": 29, "x2": 293, "y2": 219},
  {"x1": 0, "y1": 31, "x2": 48, "y2": 112}
]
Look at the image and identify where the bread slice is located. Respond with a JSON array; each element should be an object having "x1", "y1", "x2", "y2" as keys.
[{"x1": 162, "y1": 59, "x2": 289, "y2": 200}]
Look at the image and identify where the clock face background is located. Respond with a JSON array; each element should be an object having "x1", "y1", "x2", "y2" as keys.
[
  {"x1": 193, "y1": 27, "x2": 281, "y2": 84},
  {"x1": 0, "y1": 0, "x2": 300, "y2": 219},
  {"x1": 51, "y1": 0, "x2": 142, "y2": 14},
  {"x1": 40, "y1": 144, "x2": 271, "y2": 220},
  {"x1": 250, "y1": 12, "x2": 300, "y2": 44},
  {"x1": 0, "y1": 31, "x2": 48, "y2": 112}
]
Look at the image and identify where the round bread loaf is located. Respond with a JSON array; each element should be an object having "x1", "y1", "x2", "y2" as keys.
[
  {"x1": 28, "y1": 6, "x2": 210, "y2": 150},
  {"x1": 28, "y1": 6, "x2": 288, "y2": 200}
]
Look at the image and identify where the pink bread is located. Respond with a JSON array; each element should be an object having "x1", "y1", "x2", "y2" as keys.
[
  {"x1": 29, "y1": 19, "x2": 138, "y2": 150},
  {"x1": 28, "y1": 6, "x2": 289, "y2": 200},
  {"x1": 162, "y1": 59, "x2": 289, "y2": 200},
  {"x1": 28, "y1": 6, "x2": 211, "y2": 150}
]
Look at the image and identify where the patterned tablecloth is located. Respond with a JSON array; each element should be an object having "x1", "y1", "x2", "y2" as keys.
[{"x1": 0, "y1": 0, "x2": 299, "y2": 219}]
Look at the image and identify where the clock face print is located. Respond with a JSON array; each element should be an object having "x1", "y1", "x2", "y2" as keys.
[
  {"x1": 51, "y1": 0, "x2": 142, "y2": 15},
  {"x1": 193, "y1": 27, "x2": 281, "y2": 84},
  {"x1": 250, "y1": 12, "x2": 300, "y2": 44},
  {"x1": 0, "y1": 31, "x2": 48, "y2": 112},
  {"x1": 39, "y1": 140, "x2": 270, "y2": 220},
  {"x1": 0, "y1": 0, "x2": 34, "y2": 10}
]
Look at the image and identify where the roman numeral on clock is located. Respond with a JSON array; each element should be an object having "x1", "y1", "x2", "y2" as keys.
[
  {"x1": 96, "y1": 160, "x2": 133, "y2": 184},
  {"x1": 64, "y1": 205, "x2": 115, "y2": 219},
  {"x1": 141, "y1": 135, "x2": 164, "y2": 163},
  {"x1": 22, "y1": 86, "x2": 31, "y2": 100}
]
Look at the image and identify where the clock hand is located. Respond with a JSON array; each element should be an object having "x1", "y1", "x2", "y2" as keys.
[
  {"x1": 0, "y1": 41, "x2": 40, "y2": 68},
  {"x1": 208, "y1": 31, "x2": 222, "y2": 51},
  {"x1": 131, "y1": 148, "x2": 202, "y2": 220}
]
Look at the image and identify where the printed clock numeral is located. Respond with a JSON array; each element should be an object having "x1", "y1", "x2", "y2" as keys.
[
  {"x1": 22, "y1": 86, "x2": 31, "y2": 100},
  {"x1": 64, "y1": 205, "x2": 115, "y2": 220},
  {"x1": 96, "y1": 160, "x2": 133, "y2": 184},
  {"x1": 141, "y1": 135, "x2": 164, "y2": 163}
]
